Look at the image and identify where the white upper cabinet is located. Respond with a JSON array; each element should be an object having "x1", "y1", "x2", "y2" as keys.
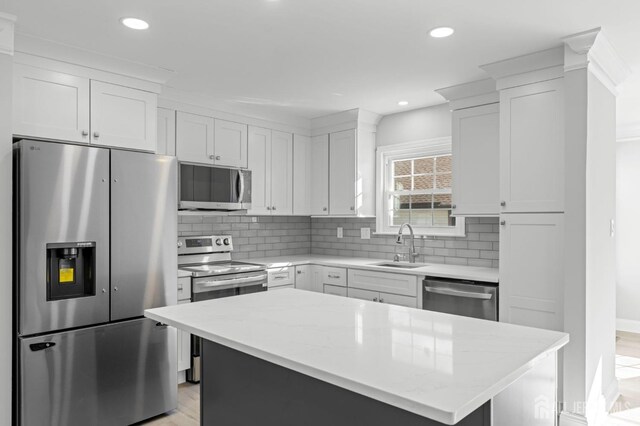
[
  {"x1": 90, "y1": 81, "x2": 157, "y2": 152},
  {"x1": 500, "y1": 78, "x2": 565, "y2": 213},
  {"x1": 13, "y1": 64, "x2": 90, "y2": 143},
  {"x1": 247, "y1": 126, "x2": 272, "y2": 215},
  {"x1": 247, "y1": 126, "x2": 293, "y2": 215},
  {"x1": 270, "y1": 130, "x2": 293, "y2": 215},
  {"x1": 175, "y1": 113, "x2": 248, "y2": 168},
  {"x1": 176, "y1": 111, "x2": 215, "y2": 164},
  {"x1": 157, "y1": 108, "x2": 176, "y2": 156},
  {"x1": 499, "y1": 213, "x2": 564, "y2": 331},
  {"x1": 452, "y1": 103, "x2": 500, "y2": 216},
  {"x1": 13, "y1": 65, "x2": 157, "y2": 151},
  {"x1": 214, "y1": 119, "x2": 248, "y2": 168},
  {"x1": 329, "y1": 129, "x2": 357, "y2": 215},
  {"x1": 293, "y1": 134, "x2": 312, "y2": 215},
  {"x1": 310, "y1": 135, "x2": 329, "y2": 215}
]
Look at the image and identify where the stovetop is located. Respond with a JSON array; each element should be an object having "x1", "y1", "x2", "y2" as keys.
[{"x1": 179, "y1": 261, "x2": 265, "y2": 277}]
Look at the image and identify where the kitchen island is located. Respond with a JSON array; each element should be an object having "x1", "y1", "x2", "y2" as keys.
[{"x1": 145, "y1": 289, "x2": 568, "y2": 425}]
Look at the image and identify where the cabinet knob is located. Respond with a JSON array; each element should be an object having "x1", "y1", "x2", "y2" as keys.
[
  {"x1": 500, "y1": 220, "x2": 506, "y2": 226},
  {"x1": 297, "y1": 270, "x2": 302, "y2": 274},
  {"x1": 114, "y1": 286, "x2": 118, "y2": 292},
  {"x1": 380, "y1": 298, "x2": 384, "y2": 303},
  {"x1": 272, "y1": 206, "x2": 277, "y2": 211},
  {"x1": 215, "y1": 155, "x2": 221, "y2": 161},
  {"x1": 350, "y1": 206, "x2": 355, "y2": 211},
  {"x1": 81, "y1": 130, "x2": 89, "y2": 137},
  {"x1": 323, "y1": 207, "x2": 328, "y2": 212},
  {"x1": 373, "y1": 297, "x2": 378, "y2": 302},
  {"x1": 500, "y1": 201, "x2": 506, "y2": 207},
  {"x1": 102, "y1": 288, "x2": 106, "y2": 293},
  {"x1": 93, "y1": 132, "x2": 100, "y2": 139},
  {"x1": 452, "y1": 204, "x2": 457, "y2": 209},
  {"x1": 209, "y1": 155, "x2": 215, "y2": 160},
  {"x1": 266, "y1": 206, "x2": 271, "y2": 210}
]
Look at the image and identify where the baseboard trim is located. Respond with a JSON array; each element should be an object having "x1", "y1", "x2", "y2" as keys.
[
  {"x1": 604, "y1": 377, "x2": 620, "y2": 412},
  {"x1": 616, "y1": 318, "x2": 640, "y2": 334},
  {"x1": 559, "y1": 411, "x2": 589, "y2": 426}
]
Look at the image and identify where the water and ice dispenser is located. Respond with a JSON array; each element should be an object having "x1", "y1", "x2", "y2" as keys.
[{"x1": 46, "y1": 242, "x2": 96, "y2": 301}]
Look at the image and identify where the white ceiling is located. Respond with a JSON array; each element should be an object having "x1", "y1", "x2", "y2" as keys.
[{"x1": 9, "y1": 0, "x2": 640, "y2": 126}]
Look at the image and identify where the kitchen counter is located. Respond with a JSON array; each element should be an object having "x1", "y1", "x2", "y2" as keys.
[
  {"x1": 247, "y1": 254, "x2": 499, "y2": 283},
  {"x1": 146, "y1": 289, "x2": 567, "y2": 425}
]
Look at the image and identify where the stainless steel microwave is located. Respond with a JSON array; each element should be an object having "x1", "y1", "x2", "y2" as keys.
[{"x1": 179, "y1": 163, "x2": 252, "y2": 211}]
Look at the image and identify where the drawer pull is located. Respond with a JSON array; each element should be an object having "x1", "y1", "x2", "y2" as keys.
[{"x1": 327, "y1": 274, "x2": 340, "y2": 279}]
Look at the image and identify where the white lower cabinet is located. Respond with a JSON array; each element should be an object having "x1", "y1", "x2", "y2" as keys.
[
  {"x1": 324, "y1": 284, "x2": 347, "y2": 297},
  {"x1": 347, "y1": 269, "x2": 417, "y2": 297},
  {"x1": 177, "y1": 300, "x2": 191, "y2": 373},
  {"x1": 267, "y1": 266, "x2": 295, "y2": 290},
  {"x1": 347, "y1": 287, "x2": 417, "y2": 308},
  {"x1": 499, "y1": 213, "x2": 564, "y2": 331}
]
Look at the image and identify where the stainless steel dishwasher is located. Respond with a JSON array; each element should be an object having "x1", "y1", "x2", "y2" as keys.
[{"x1": 422, "y1": 277, "x2": 498, "y2": 321}]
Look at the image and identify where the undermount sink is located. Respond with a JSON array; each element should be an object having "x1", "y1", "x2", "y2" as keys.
[{"x1": 371, "y1": 262, "x2": 428, "y2": 269}]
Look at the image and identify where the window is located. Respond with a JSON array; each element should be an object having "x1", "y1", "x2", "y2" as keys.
[{"x1": 376, "y1": 138, "x2": 465, "y2": 236}]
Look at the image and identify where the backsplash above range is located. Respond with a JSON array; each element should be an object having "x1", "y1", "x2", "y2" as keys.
[
  {"x1": 311, "y1": 217, "x2": 499, "y2": 268},
  {"x1": 178, "y1": 215, "x2": 499, "y2": 268}
]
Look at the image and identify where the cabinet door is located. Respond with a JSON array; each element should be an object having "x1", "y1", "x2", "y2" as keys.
[
  {"x1": 323, "y1": 284, "x2": 347, "y2": 297},
  {"x1": 90, "y1": 81, "x2": 157, "y2": 152},
  {"x1": 271, "y1": 131, "x2": 294, "y2": 215},
  {"x1": 214, "y1": 119, "x2": 248, "y2": 168},
  {"x1": 247, "y1": 126, "x2": 272, "y2": 215},
  {"x1": 157, "y1": 108, "x2": 176, "y2": 156},
  {"x1": 500, "y1": 79, "x2": 564, "y2": 213},
  {"x1": 295, "y1": 265, "x2": 312, "y2": 291},
  {"x1": 379, "y1": 292, "x2": 418, "y2": 308},
  {"x1": 13, "y1": 64, "x2": 90, "y2": 143},
  {"x1": 176, "y1": 111, "x2": 214, "y2": 164},
  {"x1": 177, "y1": 300, "x2": 191, "y2": 372},
  {"x1": 452, "y1": 103, "x2": 500, "y2": 216},
  {"x1": 347, "y1": 269, "x2": 417, "y2": 297},
  {"x1": 293, "y1": 134, "x2": 312, "y2": 215},
  {"x1": 329, "y1": 129, "x2": 357, "y2": 215},
  {"x1": 347, "y1": 287, "x2": 379, "y2": 302},
  {"x1": 499, "y1": 213, "x2": 564, "y2": 331},
  {"x1": 311, "y1": 135, "x2": 330, "y2": 215}
]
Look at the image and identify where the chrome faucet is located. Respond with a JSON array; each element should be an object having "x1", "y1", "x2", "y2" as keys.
[{"x1": 396, "y1": 223, "x2": 419, "y2": 263}]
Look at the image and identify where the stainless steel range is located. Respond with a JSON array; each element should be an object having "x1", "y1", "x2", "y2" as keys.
[{"x1": 178, "y1": 235, "x2": 267, "y2": 382}]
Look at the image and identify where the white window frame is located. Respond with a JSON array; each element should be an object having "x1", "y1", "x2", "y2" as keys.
[{"x1": 376, "y1": 137, "x2": 465, "y2": 237}]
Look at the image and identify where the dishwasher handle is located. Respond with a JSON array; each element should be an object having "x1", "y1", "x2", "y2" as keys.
[{"x1": 424, "y1": 286, "x2": 493, "y2": 300}]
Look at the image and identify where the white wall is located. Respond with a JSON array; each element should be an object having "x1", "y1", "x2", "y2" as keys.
[
  {"x1": 375, "y1": 103, "x2": 451, "y2": 146},
  {"x1": 617, "y1": 139, "x2": 640, "y2": 327}
]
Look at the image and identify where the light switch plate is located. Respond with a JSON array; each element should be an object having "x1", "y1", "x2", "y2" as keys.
[
  {"x1": 361, "y1": 227, "x2": 371, "y2": 239},
  {"x1": 337, "y1": 227, "x2": 343, "y2": 238}
]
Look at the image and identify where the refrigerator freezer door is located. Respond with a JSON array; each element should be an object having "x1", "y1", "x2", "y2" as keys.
[
  {"x1": 20, "y1": 319, "x2": 177, "y2": 426},
  {"x1": 110, "y1": 150, "x2": 178, "y2": 320},
  {"x1": 15, "y1": 140, "x2": 110, "y2": 336}
]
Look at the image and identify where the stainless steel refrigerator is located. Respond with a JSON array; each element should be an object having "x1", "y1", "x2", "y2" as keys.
[{"x1": 13, "y1": 140, "x2": 178, "y2": 426}]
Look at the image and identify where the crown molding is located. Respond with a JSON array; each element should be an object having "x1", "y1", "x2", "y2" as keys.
[
  {"x1": 0, "y1": 12, "x2": 16, "y2": 56},
  {"x1": 14, "y1": 32, "x2": 175, "y2": 85},
  {"x1": 435, "y1": 79, "x2": 498, "y2": 110},
  {"x1": 480, "y1": 47, "x2": 564, "y2": 90},
  {"x1": 564, "y1": 28, "x2": 630, "y2": 95}
]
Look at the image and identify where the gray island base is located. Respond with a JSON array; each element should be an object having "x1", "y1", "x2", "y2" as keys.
[{"x1": 202, "y1": 340, "x2": 491, "y2": 426}]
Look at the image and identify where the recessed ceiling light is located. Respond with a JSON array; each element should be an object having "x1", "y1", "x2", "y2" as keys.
[
  {"x1": 429, "y1": 27, "x2": 454, "y2": 38},
  {"x1": 398, "y1": 101, "x2": 409, "y2": 106},
  {"x1": 120, "y1": 17, "x2": 149, "y2": 30}
]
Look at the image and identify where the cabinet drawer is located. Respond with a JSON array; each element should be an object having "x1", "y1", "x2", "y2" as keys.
[
  {"x1": 347, "y1": 287, "x2": 379, "y2": 302},
  {"x1": 348, "y1": 269, "x2": 418, "y2": 297},
  {"x1": 268, "y1": 267, "x2": 295, "y2": 288},
  {"x1": 177, "y1": 277, "x2": 191, "y2": 302},
  {"x1": 379, "y1": 292, "x2": 417, "y2": 308},
  {"x1": 322, "y1": 267, "x2": 347, "y2": 287},
  {"x1": 323, "y1": 284, "x2": 347, "y2": 297}
]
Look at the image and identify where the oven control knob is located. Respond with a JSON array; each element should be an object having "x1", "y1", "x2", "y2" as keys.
[
  {"x1": 215, "y1": 238, "x2": 222, "y2": 246},
  {"x1": 223, "y1": 238, "x2": 230, "y2": 246}
]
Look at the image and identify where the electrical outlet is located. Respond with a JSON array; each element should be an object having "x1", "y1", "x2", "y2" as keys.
[
  {"x1": 337, "y1": 227, "x2": 343, "y2": 238},
  {"x1": 360, "y1": 227, "x2": 371, "y2": 239}
]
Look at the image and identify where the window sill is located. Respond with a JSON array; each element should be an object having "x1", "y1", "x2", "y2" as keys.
[{"x1": 373, "y1": 231, "x2": 467, "y2": 238}]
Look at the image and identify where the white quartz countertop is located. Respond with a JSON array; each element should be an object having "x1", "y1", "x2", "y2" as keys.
[
  {"x1": 247, "y1": 254, "x2": 499, "y2": 283},
  {"x1": 146, "y1": 289, "x2": 567, "y2": 424}
]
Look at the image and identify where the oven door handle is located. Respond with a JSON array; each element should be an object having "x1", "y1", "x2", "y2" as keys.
[
  {"x1": 424, "y1": 286, "x2": 493, "y2": 300},
  {"x1": 195, "y1": 274, "x2": 267, "y2": 292}
]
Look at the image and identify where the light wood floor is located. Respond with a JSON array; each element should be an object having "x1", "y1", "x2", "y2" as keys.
[
  {"x1": 607, "y1": 331, "x2": 640, "y2": 425},
  {"x1": 137, "y1": 382, "x2": 200, "y2": 426}
]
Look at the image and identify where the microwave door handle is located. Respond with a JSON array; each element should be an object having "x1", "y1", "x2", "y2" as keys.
[
  {"x1": 424, "y1": 286, "x2": 493, "y2": 300},
  {"x1": 237, "y1": 171, "x2": 245, "y2": 203}
]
